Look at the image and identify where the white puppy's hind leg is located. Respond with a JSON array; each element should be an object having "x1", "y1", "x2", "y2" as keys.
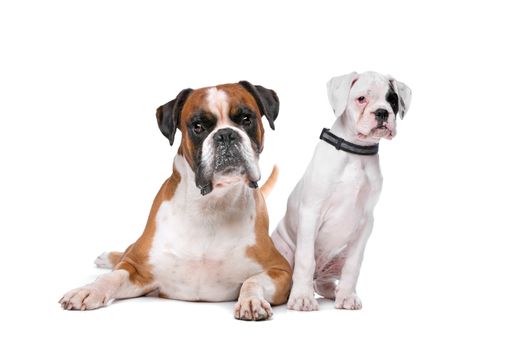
[
  {"x1": 314, "y1": 278, "x2": 337, "y2": 300},
  {"x1": 271, "y1": 224, "x2": 295, "y2": 267}
]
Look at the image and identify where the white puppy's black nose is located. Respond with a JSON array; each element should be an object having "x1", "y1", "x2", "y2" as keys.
[
  {"x1": 213, "y1": 128, "x2": 239, "y2": 145},
  {"x1": 374, "y1": 109, "x2": 389, "y2": 122}
]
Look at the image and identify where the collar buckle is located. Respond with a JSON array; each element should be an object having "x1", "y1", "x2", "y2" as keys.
[{"x1": 335, "y1": 136, "x2": 343, "y2": 150}]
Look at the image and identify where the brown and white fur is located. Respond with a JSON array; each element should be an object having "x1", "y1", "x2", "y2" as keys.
[
  {"x1": 59, "y1": 82, "x2": 292, "y2": 321},
  {"x1": 271, "y1": 71, "x2": 412, "y2": 311}
]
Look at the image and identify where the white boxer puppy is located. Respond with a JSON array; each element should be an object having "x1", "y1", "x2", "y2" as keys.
[{"x1": 272, "y1": 71, "x2": 411, "y2": 311}]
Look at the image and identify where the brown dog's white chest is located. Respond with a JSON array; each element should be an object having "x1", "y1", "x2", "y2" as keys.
[{"x1": 148, "y1": 184, "x2": 264, "y2": 302}]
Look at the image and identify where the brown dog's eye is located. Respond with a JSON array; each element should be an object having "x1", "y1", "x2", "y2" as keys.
[
  {"x1": 357, "y1": 96, "x2": 366, "y2": 103},
  {"x1": 193, "y1": 123, "x2": 204, "y2": 134},
  {"x1": 242, "y1": 116, "x2": 251, "y2": 127}
]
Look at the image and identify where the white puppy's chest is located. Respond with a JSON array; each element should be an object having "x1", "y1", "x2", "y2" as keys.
[
  {"x1": 315, "y1": 156, "x2": 383, "y2": 255},
  {"x1": 325, "y1": 161, "x2": 381, "y2": 218},
  {"x1": 148, "y1": 194, "x2": 262, "y2": 302}
]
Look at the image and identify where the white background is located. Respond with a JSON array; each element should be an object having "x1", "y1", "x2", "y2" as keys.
[{"x1": 1, "y1": 1, "x2": 524, "y2": 349}]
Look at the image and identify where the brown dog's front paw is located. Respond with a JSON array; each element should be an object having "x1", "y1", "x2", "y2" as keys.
[
  {"x1": 234, "y1": 297, "x2": 273, "y2": 321},
  {"x1": 59, "y1": 286, "x2": 109, "y2": 311}
]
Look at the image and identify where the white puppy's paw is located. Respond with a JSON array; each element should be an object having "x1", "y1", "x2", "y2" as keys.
[
  {"x1": 59, "y1": 286, "x2": 109, "y2": 311},
  {"x1": 234, "y1": 296, "x2": 273, "y2": 321},
  {"x1": 287, "y1": 289, "x2": 319, "y2": 311},
  {"x1": 335, "y1": 291, "x2": 362, "y2": 310}
]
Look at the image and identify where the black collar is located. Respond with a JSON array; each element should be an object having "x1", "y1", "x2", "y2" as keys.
[{"x1": 320, "y1": 128, "x2": 379, "y2": 156}]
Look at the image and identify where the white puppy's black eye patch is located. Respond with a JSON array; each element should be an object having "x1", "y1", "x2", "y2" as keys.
[{"x1": 386, "y1": 86, "x2": 399, "y2": 116}]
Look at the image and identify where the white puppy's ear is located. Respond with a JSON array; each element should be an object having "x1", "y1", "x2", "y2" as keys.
[
  {"x1": 326, "y1": 72, "x2": 359, "y2": 117},
  {"x1": 389, "y1": 78, "x2": 412, "y2": 119}
]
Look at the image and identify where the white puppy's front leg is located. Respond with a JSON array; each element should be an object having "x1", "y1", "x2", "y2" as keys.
[
  {"x1": 335, "y1": 218, "x2": 374, "y2": 310},
  {"x1": 288, "y1": 208, "x2": 319, "y2": 311}
]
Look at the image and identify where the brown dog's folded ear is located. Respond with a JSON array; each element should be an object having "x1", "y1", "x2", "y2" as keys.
[
  {"x1": 238, "y1": 81, "x2": 279, "y2": 130},
  {"x1": 156, "y1": 88, "x2": 193, "y2": 146}
]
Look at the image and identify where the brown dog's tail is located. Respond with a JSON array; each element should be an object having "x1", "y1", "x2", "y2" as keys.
[{"x1": 260, "y1": 165, "x2": 279, "y2": 199}]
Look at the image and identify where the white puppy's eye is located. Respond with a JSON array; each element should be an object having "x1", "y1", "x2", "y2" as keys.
[
  {"x1": 357, "y1": 96, "x2": 367, "y2": 104},
  {"x1": 193, "y1": 123, "x2": 204, "y2": 134}
]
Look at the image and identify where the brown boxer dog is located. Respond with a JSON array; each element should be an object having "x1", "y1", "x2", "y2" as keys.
[{"x1": 59, "y1": 81, "x2": 291, "y2": 321}]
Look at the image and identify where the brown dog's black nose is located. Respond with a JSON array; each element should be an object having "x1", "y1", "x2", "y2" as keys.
[
  {"x1": 374, "y1": 109, "x2": 389, "y2": 122},
  {"x1": 213, "y1": 128, "x2": 239, "y2": 145}
]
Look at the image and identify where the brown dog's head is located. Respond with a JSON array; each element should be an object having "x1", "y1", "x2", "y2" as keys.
[{"x1": 156, "y1": 81, "x2": 279, "y2": 195}]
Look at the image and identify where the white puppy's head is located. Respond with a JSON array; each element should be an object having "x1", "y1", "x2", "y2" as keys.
[{"x1": 327, "y1": 71, "x2": 411, "y2": 142}]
